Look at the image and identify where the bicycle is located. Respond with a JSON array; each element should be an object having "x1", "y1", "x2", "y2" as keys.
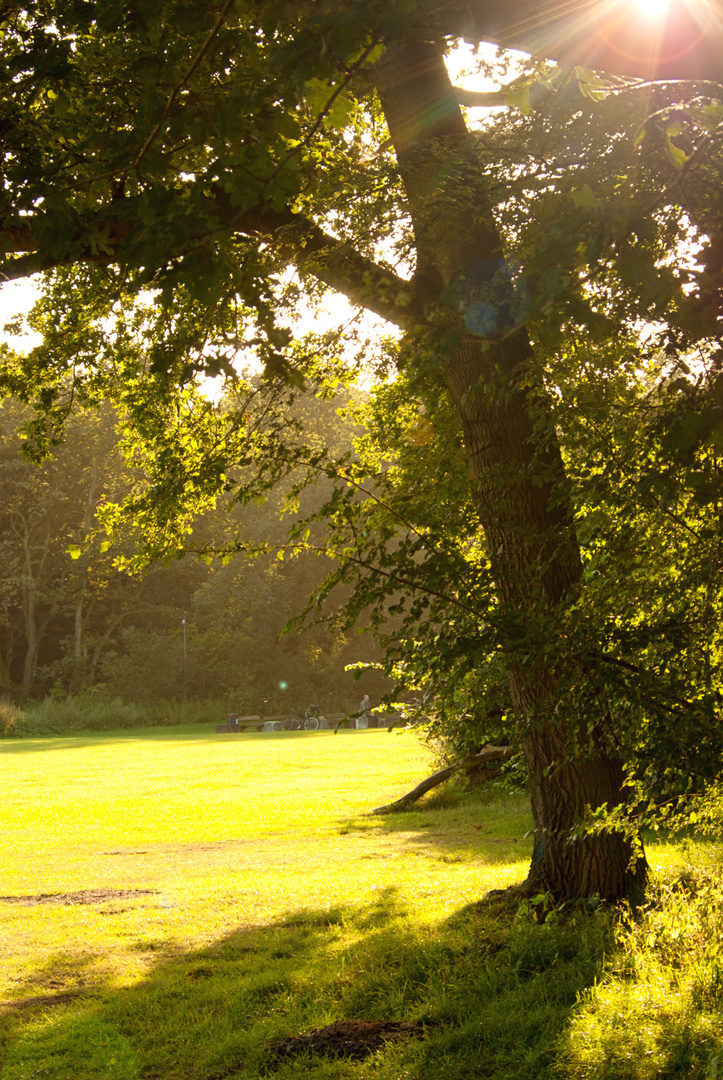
[
  {"x1": 302, "y1": 704, "x2": 321, "y2": 731},
  {"x1": 282, "y1": 704, "x2": 321, "y2": 731}
]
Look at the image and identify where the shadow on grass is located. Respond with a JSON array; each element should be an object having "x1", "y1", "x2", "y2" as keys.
[
  {"x1": 1, "y1": 885, "x2": 616, "y2": 1080},
  {"x1": 0, "y1": 726, "x2": 278, "y2": 756},
  {"x1": 0, "y1": 725, "x2": 385, "y2": 756},
  {"x1": 341, "y1": 785, "x2": 533, "y2": 870}
]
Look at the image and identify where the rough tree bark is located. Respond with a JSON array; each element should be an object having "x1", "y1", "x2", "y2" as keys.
[{"x1": 375, "y1": 36, "x2": 644, "y2": 900}]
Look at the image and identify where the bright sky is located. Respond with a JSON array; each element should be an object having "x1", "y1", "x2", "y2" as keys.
[
  {"x1": 0, "y1": 277, "x2": 41, "y2": 349},
  {"x1": 637, "y1": 0, "x2": 670, "y2": 16}
]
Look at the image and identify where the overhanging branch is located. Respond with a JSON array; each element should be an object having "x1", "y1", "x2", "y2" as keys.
[{"x1": 0, "y1": 199, "x2": 422, "y2": 331}]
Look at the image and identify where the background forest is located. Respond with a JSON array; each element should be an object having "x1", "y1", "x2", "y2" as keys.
[{"x1": 0, "y1": 389, "x2": 390, "y2": 724}]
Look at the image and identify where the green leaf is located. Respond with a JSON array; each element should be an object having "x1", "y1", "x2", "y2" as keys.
[
  {"x1": 327, "y1": 93, "x2": 354, "y2": 130},
  {"x1": 506, "y1": 84, "x2": 531, "y2": 115},
  {"x1": 572, "y1": 184, "x2": 603, "y2": 212},
  {"x1": 633, "y1": 124, "x2": 647, "y2": 147},
  {"x1": 575, "y1": 67, "x2": 610, "y2": 101},
  {"x1": 665, "y1": 133, "x2": 689, "y2": 170},
  {"x1": 617, "y1": 244, "x2": 659, "y2": 300}
]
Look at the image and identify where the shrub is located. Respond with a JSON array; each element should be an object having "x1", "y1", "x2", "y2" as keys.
[
  {"x1": 5, "y1": 694, "x2": 245, "y2": 737},
  {"x1": 13, "y1": 695, "x2": 151, "y2": 736},
  {"x1": 0, "y1": 698, "x2": 20, "y2": 736}
]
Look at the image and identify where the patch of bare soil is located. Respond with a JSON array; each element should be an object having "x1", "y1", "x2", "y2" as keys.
[
  {"x1": 0, "y1": 888, "x2": 158, "y2": 906},
  {"x1": 268, "y1": 1019, "x2": 427, "y2": 1061},
  {"x1": 102, "y1": 850, "x2": 150, "y2": 855}
]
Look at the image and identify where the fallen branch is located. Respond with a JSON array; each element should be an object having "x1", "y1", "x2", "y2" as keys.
[{"x1": 371, "y1": 745, "x2": 517, "y2": 814}]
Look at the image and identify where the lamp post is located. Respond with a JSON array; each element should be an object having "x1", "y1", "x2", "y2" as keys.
[{"x1": 182, "y1": 615, "x2": 187, "y2": 698}]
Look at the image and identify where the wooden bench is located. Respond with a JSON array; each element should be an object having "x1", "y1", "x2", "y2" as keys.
[
  {"x1": 237, "y1": 715, "x2": 263, "y2": 731},
  {"x1": 215, "y1": 715, "x2": 263, "y2": 733},
  {"x1": 373, "y1": 713, "x2": 403, "y2": 728},
  {"x1": 320, "y1": 713, "x2": 348, "y2": 730},
  {"x1": 262, "y1": 715, "x2": 286, "y2": 731}
]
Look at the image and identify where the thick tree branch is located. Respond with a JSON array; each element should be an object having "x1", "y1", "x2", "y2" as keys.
[
  {"x1": 0, "y1": 201, "x2": 422, "y2": 330},
  {"x1": 258, "y1": 209, "x2": 423, "y2": 329},
  {"x1": 371, "y1": 745, "x2": 516, "y2": 813}
]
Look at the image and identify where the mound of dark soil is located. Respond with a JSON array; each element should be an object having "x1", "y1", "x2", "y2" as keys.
[{"x1": 268, "y1": 1019, "x2": 426, "y2": 1061}]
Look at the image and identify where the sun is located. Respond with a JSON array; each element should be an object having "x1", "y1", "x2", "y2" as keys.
[{"x1": 634, "y1": 0, "x2": 670, "y2": 18}]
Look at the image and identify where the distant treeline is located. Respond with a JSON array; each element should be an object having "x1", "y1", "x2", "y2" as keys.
[{"x1": 0, "y1": 395, "x2": 389, "y2": 713}]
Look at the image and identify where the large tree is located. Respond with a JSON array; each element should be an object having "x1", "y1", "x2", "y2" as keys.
[{"x1": 0, "y1": 0, "x2": 721, "y2": 899}]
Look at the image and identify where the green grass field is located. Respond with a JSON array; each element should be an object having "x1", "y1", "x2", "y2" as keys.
[{"x1": 1, "y1": 725, "x2": 722, "y2": 1080}]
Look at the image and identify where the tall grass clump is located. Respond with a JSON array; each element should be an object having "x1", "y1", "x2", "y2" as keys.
[
  {"x1": 3, "y1": 695, "x2": 244, "y2": 737},
  {"x1": 561, "y1": 849, "x2": 723, "y2": 1079},
  {"x1": 12, "y1": 694, "x2": 151, "y2": 736},
  {"x1": 143, "y1": 696, "x2": 245, "y2": 726}
]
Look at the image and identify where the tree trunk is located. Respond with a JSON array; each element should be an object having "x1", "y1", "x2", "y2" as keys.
[
  {"x1": 375, "y1": 36, "x2": 645, "y2": 901},
  {"x1": 17, "y1": 523, "x2": 49, "y2": 698},
  {"x1": 0, "y1": 631, "x2": 14, "y2": 695},
  {"x1": 87, "y1": 606, "x2": 140, "y2": 685},
  {"x1": 70, "y1": 459, "x2": 100, "y2": 691}
]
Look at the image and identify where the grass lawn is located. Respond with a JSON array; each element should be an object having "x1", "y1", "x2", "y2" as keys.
[{"x1": 1, "y1": 724, "x2": 721, "y2": 1079}]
